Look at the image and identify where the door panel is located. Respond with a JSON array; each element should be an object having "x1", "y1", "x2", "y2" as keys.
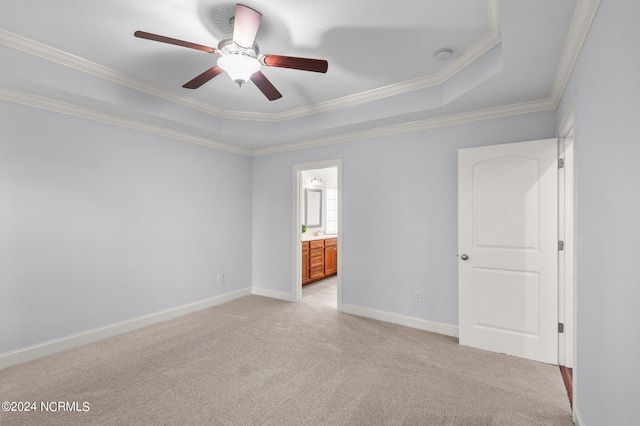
[
  {"x1": 458, "y1": 139, "x2": 558, "y2": 364},
  {"x1": 474, "y1": 268, "x2": 539, "y2": 335}
]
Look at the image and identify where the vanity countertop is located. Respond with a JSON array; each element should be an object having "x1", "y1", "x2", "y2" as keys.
[{"x1": 301, "y1": 234, "x2": 337, "y2": 242}]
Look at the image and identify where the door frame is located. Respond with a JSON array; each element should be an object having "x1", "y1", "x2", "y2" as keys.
[
  {"x1": 292, "y1": 159, "x2": 343, "y2": 309},
  {"x1": 557, "y1": 99, "x2": 576, "y2": 369}
]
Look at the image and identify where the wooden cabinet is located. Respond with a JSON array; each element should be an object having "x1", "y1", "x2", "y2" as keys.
[
  {"x1": 302, "y1": 242, "x2": 310, "y2": 285},
  {"x1": 302, "y1": 237, "x2": 337, "y2": 286},
  {"x1": 324, "y1": 238, "x2": 337, "y2": 276}
]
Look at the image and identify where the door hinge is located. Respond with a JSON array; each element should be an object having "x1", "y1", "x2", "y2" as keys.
[
  {"x1": 558, "y1": 158, "x2": 565, "y2": 168},
  {"x1": 558, "y1": 241, "x2": 564, "y2": 251},
  {"x1": 558, "y1": 323, "x2": 564, "y2": 333}
]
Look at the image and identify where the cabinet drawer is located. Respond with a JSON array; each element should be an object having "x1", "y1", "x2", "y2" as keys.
[
  {"x1": 310, "y1": 266, "x2": 324, "y2": 279},
  {"x1": 310, "y1": 248, "x2": 324, "y2": 257},
  {"x1": 310, "y1": 240, "x2": 324, "y2": 249},
  {"x1": 310, "y1": 255, "x2": 324, "y2": 267},
  {"x1": 325, "y1": 238, "x2": 337, "y2": 247}
]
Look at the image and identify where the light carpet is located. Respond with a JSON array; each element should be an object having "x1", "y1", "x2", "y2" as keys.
[{"x1": 0, "y1": 278, "x2": 572, "y2": 425}]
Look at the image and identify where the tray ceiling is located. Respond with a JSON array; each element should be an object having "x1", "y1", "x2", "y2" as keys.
[{"x1": 0, "y1": 0, "x2": 593, "y2": 153}]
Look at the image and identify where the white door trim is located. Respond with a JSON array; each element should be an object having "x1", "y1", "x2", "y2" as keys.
[
  {"x1": 292, "y1": 159, "x2": 343, "y2": 310},
  {"x1": 557, "y1": 97, "x2": 576, "y2": 369},
  {"x1": 557, "y1": 98, "x2": 577, "y2": 424}
]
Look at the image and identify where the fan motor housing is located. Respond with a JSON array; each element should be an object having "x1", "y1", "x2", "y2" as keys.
[{"x1": 218, "y1": 35, "x2": 259, "y2": 59}]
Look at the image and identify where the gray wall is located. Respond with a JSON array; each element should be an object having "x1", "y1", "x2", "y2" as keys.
[
  {"x1": 556, "y1": 0, "x2": 640, "y2": 424},
  {"x1": 0, "y1": 101, "x2": 252, "y2": 354},
  {"x1": 252, "y1": 111, "x2": 556, "y2": 326}
]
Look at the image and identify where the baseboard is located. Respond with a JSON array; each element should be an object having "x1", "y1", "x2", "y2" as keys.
[
  {"x1": 341, "y1": 304, "x2": 459, "y2": 338},
  {"x1": 574, "y1": 406, "x2": 585, "y2": 426},
  {"x1": 252, "y1": 287, "x2": 294, "y2": 301},
  {"x1": 0, "y1": 287, "x2": 252, "y2": 370}
]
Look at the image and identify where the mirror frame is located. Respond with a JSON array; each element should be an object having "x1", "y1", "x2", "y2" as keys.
[{"x1": 305, "y1": 188, "x2": 322, "y2": 228}]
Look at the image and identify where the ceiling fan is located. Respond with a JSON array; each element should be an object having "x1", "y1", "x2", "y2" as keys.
[{"x1": 134, "y1": 3, "x2": 328, "y2": 101}]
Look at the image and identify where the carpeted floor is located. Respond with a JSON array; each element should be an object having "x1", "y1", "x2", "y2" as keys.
[{"x1": 0, "y1": 278, "x2": 572, "y2": 425}]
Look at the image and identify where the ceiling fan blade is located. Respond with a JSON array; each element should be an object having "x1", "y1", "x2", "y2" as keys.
[
  {"x1": 233, "y1": 4, "x2": 262, "y2": 49},
  {"x1": 134, "y1": 31, "x2": 219, "y2": 54},
  {"x1": 250, "y1": 71, "x2": 282, "y2": 101},
  {"x1": 259, "y1": 55, "x2": 328, "y2": 73},
  {"x1": 182, "y1": 66, "x2": 224, "y2": 89}
]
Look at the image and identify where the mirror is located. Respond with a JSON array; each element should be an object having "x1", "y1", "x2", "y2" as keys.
[{"x1": 305, "y1": 188, "x2": 322, "y2": 228}]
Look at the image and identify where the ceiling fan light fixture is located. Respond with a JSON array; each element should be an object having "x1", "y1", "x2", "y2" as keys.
[{"x1": 217, "y1": 53, "x2": 261, "y2": 86}]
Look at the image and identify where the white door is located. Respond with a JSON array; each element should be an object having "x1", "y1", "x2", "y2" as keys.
[{"x1": 458, "y1": 139, "x2": 558, "y2": 364}]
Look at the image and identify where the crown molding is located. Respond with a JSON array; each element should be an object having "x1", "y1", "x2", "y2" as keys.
[
  {"x1": 260, "y1": 0, "x2": 502, "y2": 122},
  {"x1": 0, "y1": 0, "x2": 500, "y2": 123},
  {"x1": 0, "y1": 28, "x2": 243, "y2": 120},
  {"x1": 549, "y1": 0, "x2": 602, "y2": 107},
  {"x1": 557, "y1": 96, "x2": 576, "y2": 139},
  {"x1": 1, "y1": 83, "x2": 555, "y2": 158},
  {"x1": 251, "y1": 98, "x2": 556, "y2": 156},
  {"x1": 266, "y1": 32, "x2": 501, "y2": 123},
  {"x1": 0, "y1": 86, "x2": 250, "y2": 156}
]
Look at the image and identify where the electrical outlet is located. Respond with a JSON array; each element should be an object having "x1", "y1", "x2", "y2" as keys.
[
  {"x1": 217, "y1": 274, "x2": 224, "y2": 284},
  {"x1": 414, "y1": 291, "x2": 422, "y2": 303}
]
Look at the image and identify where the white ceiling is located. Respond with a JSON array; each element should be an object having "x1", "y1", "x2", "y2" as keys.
[{"x1": 0, "y1": 0, "x2": 587, "y2": 153}]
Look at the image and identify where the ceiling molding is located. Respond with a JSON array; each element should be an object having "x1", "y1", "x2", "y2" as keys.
[
  {"x1": 1, "y1": 83, "x2": 555, "y2": 159},
  {"x1": 252, "y1": 0, "x2": 502, "y2": 122},
  {"x1": 0, "y1": 86, "x2": 250, "y2": 156},
  {"x1": 267, "y1": 32, "x2": 502, "y2": 122},
  {"x1": 557, "y1": 96, "x2": 576, "y2": 139},
  {"x1": 549, "y1": 0, "x2": 602, "y2": 107},
  {"x1": 251, "y1": 98, "x2": 556, "y2": 156},
  {"x1": 0, "y1": 29, "x2": 242, "y2": 120},
  {"x1": 0, "y1": 0, "x2": 501, "y2": 123}
]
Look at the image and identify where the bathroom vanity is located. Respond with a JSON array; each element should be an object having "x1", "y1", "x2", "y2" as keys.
[{"x1": 301, "y1": 236, "x2": 337, "y2": 286}]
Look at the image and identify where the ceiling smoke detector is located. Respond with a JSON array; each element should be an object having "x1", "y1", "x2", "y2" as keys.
[{"x1": 434, "y1": 48, "x2": 453, "y2": 61}]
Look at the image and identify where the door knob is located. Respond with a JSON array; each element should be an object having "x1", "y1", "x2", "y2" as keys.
[{"x1": 460, "y1": 254, "x2": 469, "y2": 261}]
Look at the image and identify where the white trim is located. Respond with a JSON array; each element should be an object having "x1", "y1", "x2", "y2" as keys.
[
  {"x1": 0, "y1": 29, "x2": 250, "y2": 121},
  {"x1": 0, "y1": 288, "x2": 252, "y2": 370},
  {"x1": 1, "y1": 85, "x2": 555, "y2": 158},
  {"x1": 0, "y1": 87, "x2": 251, "y2": 156},
  {"x1": 293, "y1": 160, "x2": 343, "y2": 310},
  {"x1": 574, "y1": 407, "x2": 586, "y2": 426},
  {"x1": 251, "y1": 287, "x2": 295, "y2": 302},
  {"x1": 557, "y1": 98, "x2": 577, "y2": 422},
  {"x1": 271, "y1": 31, "x2": 502, "y2": 122},
  {"x1": 549, "y1": 0, "x2": 602, "y2": 107},
  {"x1": 557, "y1": 97, "x2": 576, "y2": 140},
  {"x1": 293, "y1": 166, "x2": 303, "y2": 303},
  {"x1": 253, "y1": 98, "x2": 556, "y2": 156},
  {"x1": 558, "y1": 131, "x2": 575, "y2": 369},
  {"x1": 342, "y1": 304, "x2": 459, "y2": 338}
]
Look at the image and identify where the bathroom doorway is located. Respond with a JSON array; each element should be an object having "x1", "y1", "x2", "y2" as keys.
[{"x1": 292, "y1": 160, "x2": 342, "y2": 309}]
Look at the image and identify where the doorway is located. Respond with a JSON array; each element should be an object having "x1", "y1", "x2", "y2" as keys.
[{"x1": 292, "y1": 160, "x2": 342, "y2": 309}]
